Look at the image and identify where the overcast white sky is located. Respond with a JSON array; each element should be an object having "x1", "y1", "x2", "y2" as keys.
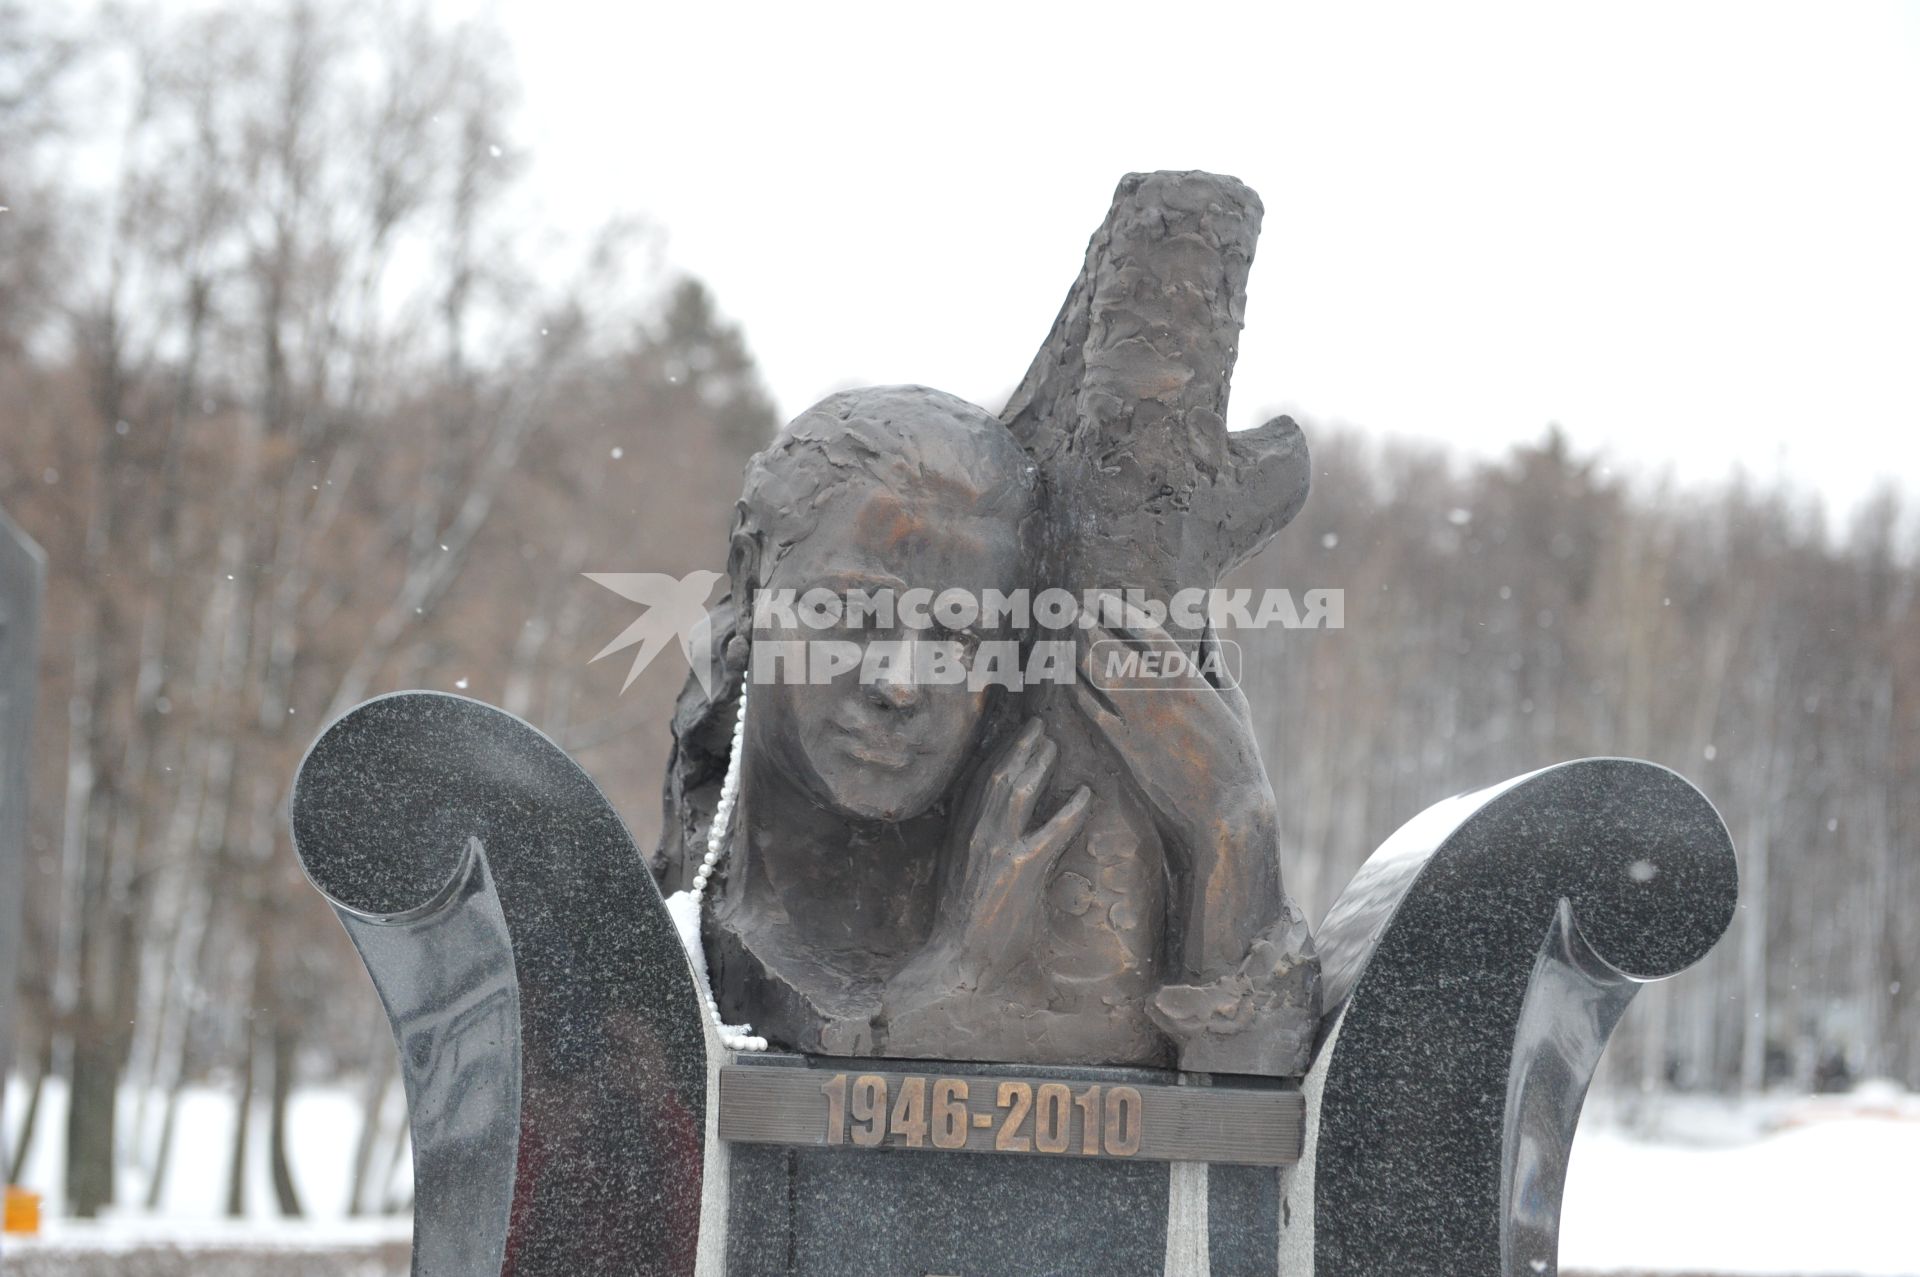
[{"x1": 490, "y1": 1, "x2": 1919, "y2": 519}]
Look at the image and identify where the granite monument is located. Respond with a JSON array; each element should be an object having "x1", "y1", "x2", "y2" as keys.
[
  {"x1": 0, "y1": 504, "x2": 45, "y2": 1133},
  {"x1": 289, "y1": 171, "x2": 1739, "y2": 1276}
]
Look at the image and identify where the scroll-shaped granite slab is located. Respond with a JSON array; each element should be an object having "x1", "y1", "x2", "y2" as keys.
[
  {"x1": 1291, "y1": 758, "x2": 1737, "y2": 1277},
  {"x1": 292, "y1": 692, "x2": 706, "y2": 1276}
]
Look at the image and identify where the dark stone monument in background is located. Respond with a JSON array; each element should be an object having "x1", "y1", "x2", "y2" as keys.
[
  {"x1": 290, "y1": 172, "x2": 1739, "y2": 1276},
  {"x1": 0, "y1": 504, "x2": 46, "y2": 1123}
]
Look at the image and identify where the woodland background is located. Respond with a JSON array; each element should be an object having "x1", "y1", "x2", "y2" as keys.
[{"x1": 2, "y1": 0, "x2": 1914, "y2": 1225}]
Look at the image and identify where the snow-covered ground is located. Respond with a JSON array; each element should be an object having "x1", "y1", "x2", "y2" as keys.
[
  {"x1": 3, "y1": 1075, "x2": 412, "y2": 1268},
  {"x1": 5, "y1": 1077, "x2": 1918, "y2": 1273},
  {"x1": 1562, "y1": 1082, "x2": 1920, "y2": 1276},
  {"x1": 3, "y1": 1078, "x2": 411, "y2": 1224}
]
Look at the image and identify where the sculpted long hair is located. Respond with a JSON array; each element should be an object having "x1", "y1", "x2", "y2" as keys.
[{"x1": 652, "y1": 385, "x2": 1037, "y2": 890}]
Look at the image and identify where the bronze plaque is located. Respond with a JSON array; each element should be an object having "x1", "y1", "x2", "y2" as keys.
[{"x1": 717, "y1": 1065, "x2": 1303, "y2": 1167}]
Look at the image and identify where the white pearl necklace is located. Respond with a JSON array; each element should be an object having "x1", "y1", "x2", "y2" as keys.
[{"x1": 686, "y1": 683, "x2": 767, "y2": 1053}]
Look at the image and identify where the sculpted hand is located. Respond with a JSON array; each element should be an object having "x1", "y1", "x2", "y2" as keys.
[
  {"x1": 1072, "y1": 619, "x2": 1316, "y2": 1072},
  {"x1": 1073, "y1": 621, "x2": 1272, "y2": 847},
  {"x1": 935, "y1": 717, "x2": 1094, "y2": 988}
]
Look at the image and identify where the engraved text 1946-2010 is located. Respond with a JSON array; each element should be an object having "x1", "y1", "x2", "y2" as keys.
[{"x1": 715, "y1": 1065, "x2": 1305, "y2": 1167}]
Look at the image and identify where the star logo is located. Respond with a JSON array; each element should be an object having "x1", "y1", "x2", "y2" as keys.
[{"x1": 583, "y1": 570, "x2": 725, "y2": 696}]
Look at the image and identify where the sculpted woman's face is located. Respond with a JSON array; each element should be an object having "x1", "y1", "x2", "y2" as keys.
[
  {"x1": 731, "y1": 387, "x2": 1034, "y2": 825},
  {"x1": 745, "y1": 476, "x2": 1024, "y2": 822}
]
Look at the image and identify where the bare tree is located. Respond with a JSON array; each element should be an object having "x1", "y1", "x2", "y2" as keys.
[{"x1": 1, "y1": 0, "x2": 772, "y2": 1217}]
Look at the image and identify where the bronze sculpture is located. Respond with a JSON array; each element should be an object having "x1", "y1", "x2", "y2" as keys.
[
  {"x1": 658, "y1": 173, "x2": 1322, "y2": 1076},
  {"x1": 288, "y1": 170, "x2": 1741, "y2": 1276}
]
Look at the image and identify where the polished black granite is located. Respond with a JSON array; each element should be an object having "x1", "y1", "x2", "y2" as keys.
[
  {"x1": 724, "y1": 1055, "x2": 1175, "y2": 1277},
  {"x1": 292, "y1": 691, "x2": 708, "y2": 1276},
  {"x1": 0, "y1": 505, "x2": 45, "y2": 1107},
  {"x1": 1304, "y1": 758, "x2": 1737, "y2": 1277},
  {"x1": 1207, "y1": 1164, "x2": 1281, "y2": 1275},
  {"x1": 289, "y1": 694, "x2": 1737, "y2": 1276}
]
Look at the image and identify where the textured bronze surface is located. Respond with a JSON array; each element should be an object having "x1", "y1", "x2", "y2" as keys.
[{"x1": 660, "y1": 173, "x2": 1321, "y2": 1076}]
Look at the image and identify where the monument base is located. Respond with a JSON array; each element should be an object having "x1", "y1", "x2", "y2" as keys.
[{"x1": 719, "y1": 1055, "x2": 1298, "y2": 1277}]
